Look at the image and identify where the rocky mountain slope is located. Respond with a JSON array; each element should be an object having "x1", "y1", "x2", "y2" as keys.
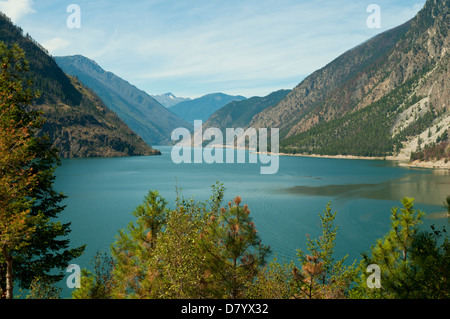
[
  {"x1": 0, "y1": 12, "x2": 159, "y2": 158},
  {"x1": 248, "y1": 0, "x2": 449, "y2": 159},
  {"x1": 55, "y1": 55, "x2": 190, "y2": 146}
]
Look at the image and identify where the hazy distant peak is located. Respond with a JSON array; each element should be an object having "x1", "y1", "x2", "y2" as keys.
[{"x1": 152, "y1": 92, "x2": 191, "y2": 108}]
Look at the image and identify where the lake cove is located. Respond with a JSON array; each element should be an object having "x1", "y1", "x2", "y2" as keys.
[{"x1": 55, "y1": 146, "x2": 449, "y2": 297}]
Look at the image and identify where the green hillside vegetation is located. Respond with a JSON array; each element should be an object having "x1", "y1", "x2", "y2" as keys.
[
  {"x1": 170, "y1": 93, "x2": 246, "y2": 123},
  {"x1": 280, "y1": 66, "x2": 436, "y2": 157},
  {"x1": 204, "y1": 89, "x2": 290, "y2": 132},
  {"x1": 410, "y1": 134, "x2": 450, "y2": 163}
]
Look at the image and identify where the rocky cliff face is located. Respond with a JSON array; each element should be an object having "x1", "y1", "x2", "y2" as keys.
[{"x1": 248, "y1": 0, "x2": 449, "y2": 158}]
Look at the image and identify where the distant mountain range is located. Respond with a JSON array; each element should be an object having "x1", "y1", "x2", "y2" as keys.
[
  {"x1": 55, "y1": 55, "x2": 190, "y2": 146},
  {"x1": 2, "y1": 0, "x2": 447, "y2": 161},
  {"x1": 169, "y1": 93, "x2": 247, "y2": 124},
  {"x1": 0, "y1": 12, "x2": 159, "y2": 158},
  {"x1": 230, "y1": 0, "x2": 449, "y2": 159},
  {"x1": 203, "y1": 89, "x2": 291, "y2": 133},
  {"x1": 151, "y1": 92, "x2": 191, "y2": 108}
]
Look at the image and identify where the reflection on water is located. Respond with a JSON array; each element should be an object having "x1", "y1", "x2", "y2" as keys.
[{"x1": 282, "y1": 168, "x2": 450, "y2": 214}]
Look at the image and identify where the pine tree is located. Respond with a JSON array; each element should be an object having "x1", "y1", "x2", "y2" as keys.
[
  {"x1": 110, "y1": 191, "x2": 168, "y2": 298},
  {"x1": 109, "y1": 182, "x2": 226, "y2": 299},
  {"x1": 352, "y1": 197, "x2": 426, "y2": 298},
  {"x1": 0, "y1": 42, "x2": 84, "y2": 299},
  {"x1": 0, "y1": 42, "x2": 45, "y2": 299},
  {"x1": 444, "y1": 195, "x2": 450, "y2": 216},
  {"x1": 293, "y1": 202, "x2": 356, "y2": 299},
  {"x1": 200, "y1": 195, "x2": 271, "y2": 298},
  {"x1": 149, "y1": 181, "x2": 226, "y2": 298},
  {"x1": 72, "y1": 252, "x2": 114, "y2": 299},
  {"x1": 406, "y1": 226, "x2": 449, "y2": 298},
  {"x1": 246, "y1": 257, "x2": 296, "y2": 299}
]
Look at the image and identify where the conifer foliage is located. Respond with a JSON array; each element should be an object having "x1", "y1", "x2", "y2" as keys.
[
  {"x1": 90, "y1": 183, "x2": 271, "y2": 299},
  {"x1": 73, "y1": 189, "x2": 449, "y2": 300},
  {"x1": 293, "y1": 203, "x2": 356, "y2": 299},
  {"x1": 0, "y1": 42, "x2": 83, "y2": 299},
  {"x1": 353, "y1": 197, "x2": 449, "y2": 298},
  {"x1": 0, "y1": 42, "x2": 41, "y2": 299},
  {"x1": 200, "y1": 195, "x2": 271, "y2": 298}
]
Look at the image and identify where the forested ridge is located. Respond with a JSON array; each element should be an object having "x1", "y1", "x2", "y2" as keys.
[{"x1": 0, "y1": 12, "x2": 159, "y2": 158}]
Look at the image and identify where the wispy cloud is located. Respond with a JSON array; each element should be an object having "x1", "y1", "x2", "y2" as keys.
[
  {"x1": 41, "y1": 37, "x2": 70, "y2": 53},
  {"x1": 0, "y1": 0, "x2": 35, "y2": 22},
  {"x1": 14, "y1": 0, "x2": 426, "y2": 98}
]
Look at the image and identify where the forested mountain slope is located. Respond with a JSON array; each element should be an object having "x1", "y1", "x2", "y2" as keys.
[
  {"x1": 203, "y1": 89, "x2": 290, "y2": 133},
  {"x1": 55, "y1": 55, "x2": 190, "y2": 145},
  {"x1": 0, "y1": 12, "x2": 159, "y2": 158}
]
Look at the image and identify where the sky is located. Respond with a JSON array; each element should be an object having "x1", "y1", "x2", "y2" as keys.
[{"x1": 0, "y1": 0, "x2": 426, "y2": 99}]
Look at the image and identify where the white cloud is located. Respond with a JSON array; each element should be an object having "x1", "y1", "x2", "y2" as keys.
[
  {"x1": 41, "y1": 37, "x2": 70, "y2": 54},
  {"x1": 0, "y1": 0, "x2": 35, "y2": 22},
  {"x1": 11, "y1": 0, "x2": 427, "y2": 98}
]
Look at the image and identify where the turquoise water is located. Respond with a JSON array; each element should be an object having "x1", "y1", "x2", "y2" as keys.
[{"x1": 54, "y1": 146, "x2": 449, "y2": 297}]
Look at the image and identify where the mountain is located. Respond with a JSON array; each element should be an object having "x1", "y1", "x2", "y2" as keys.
[
  {"x1": 0, "y1": 12, "x2": 159, "y2": 158},
  {"x1": 169, "y1": 93, "x2": 247, "y2": 124},
  {"x1": 152, "y1": 92, "x2": 191, "y2": 108},
  {"x1": 203, "y1": 89, "x2": 291, "y2": 132},
  {"x1": 55, "y1": 55, "x2": 190, "y2": 145},
  {"x1": 248, "y1": 0, "x2": 449, "y2": 159}
]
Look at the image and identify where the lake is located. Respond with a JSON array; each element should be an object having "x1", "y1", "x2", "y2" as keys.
[{"x1": 54, "y1": 146, "x2": 449, "y2": 297}]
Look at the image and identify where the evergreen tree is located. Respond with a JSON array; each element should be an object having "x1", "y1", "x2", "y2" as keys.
[
  {"x1": 72, "y1": 252, "x2": 114, "y2": 299},
  {"x1": 110, "y1": 191, "x2": 168, "y2": 298},
  {"x1": 109, "y1": 182, "x2": 226, "y2": 299},
  {"x1": 0, "y1": 42, "x2": 41, "y2": 299},
  {"x1": 292, "y1": 202, "x2": 356, "y2": 299},
  {"x1": 246, "y1": 257, "x2": 296, "y2": 299},
  {"x1": 444, "y1": 195, "x2": 450, "y2": 216},
  {"x1": 352, "y1": 197, "x2": 428, "y2": 298},
  {"x1": 150, "y1": 193, "x2": 214, "y2": 298},
  {"x1": 406, "y1": 226, "x2": 449, "y2": 298},
  {"x1": 200, "y1": 195, "x2": 271, "y2": 298},
  {"x1": 0, "y1": 42, "x2": 84, "y2": 299}
]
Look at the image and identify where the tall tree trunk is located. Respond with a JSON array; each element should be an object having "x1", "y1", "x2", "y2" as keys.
[{"x1": 2, "y1": 246, "x2": 13, "y2": 299}]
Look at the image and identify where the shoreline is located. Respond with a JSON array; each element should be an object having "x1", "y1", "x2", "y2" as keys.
[
  {"x1": 272, "y1": 152, "x2": 450, "y2": 170},
  {"x1": 178, "y1": 144, "x2": 450, "y2": 170}
]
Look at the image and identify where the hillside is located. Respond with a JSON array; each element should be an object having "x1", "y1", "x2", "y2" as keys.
[
  {"x1": 248, "y1": 0, "x2": 449, "y2": 159},
  {"x1": 170, "y1": 93, "x2": 246, "y2": 124},
  {"x1": 0, "y1": 12, "x2": 159, "y2": 158},
  {"x1": 203, "y1": 89, "x2": 290, "y2": 132},
  {"x1": 55, "y1": 55, "x2": 190, "y2": 146}
]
